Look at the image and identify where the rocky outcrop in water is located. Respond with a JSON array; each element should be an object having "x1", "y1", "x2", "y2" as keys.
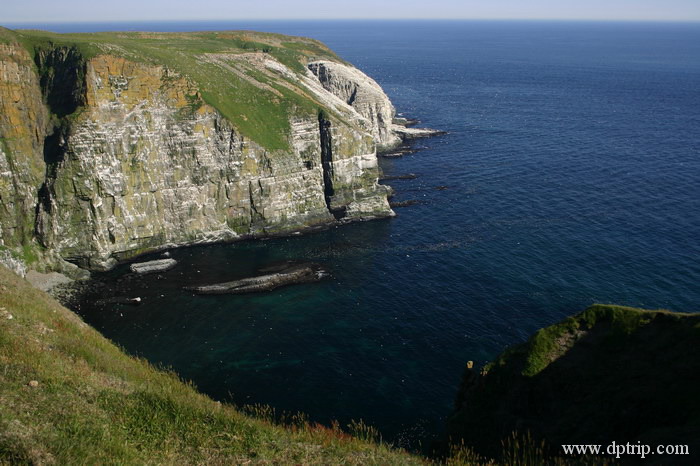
[
  {"x1": 0, "y1": 29, "x2": 439, "y2": 274},
  {"x1": 187, "y1": 261, "x2": 327, "y2": 294},
  {"x1": 129, "y1": 259, "x2": 177, "y2": 275}
]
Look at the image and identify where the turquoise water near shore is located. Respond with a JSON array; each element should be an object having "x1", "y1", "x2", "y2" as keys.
[{"x1": 26, "y1": 20, "x2": 700, "y2": 446}]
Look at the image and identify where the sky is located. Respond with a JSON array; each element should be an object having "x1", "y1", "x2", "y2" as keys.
[{"x1": 2, "y1": 0, "x2": 700, "y2": 23}]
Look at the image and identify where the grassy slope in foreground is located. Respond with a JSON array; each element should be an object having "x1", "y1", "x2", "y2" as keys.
[
  {"x1": 11, "y1": 28, "x2": 348, "y2": 151},
  {"x1": 448, "y1": 304, "x2": 700, "y2": 462},
  {"x1": 0, "y1": 265, "x2": 421, "y2": 464}
]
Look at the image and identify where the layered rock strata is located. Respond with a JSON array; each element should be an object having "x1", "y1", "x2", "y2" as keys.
[
  {"x1": 308, "y1": 60, "x2": 444, "y2": 149},
  {"x1": 0, "y1": 30, "x2": 430, "y2": 273}
]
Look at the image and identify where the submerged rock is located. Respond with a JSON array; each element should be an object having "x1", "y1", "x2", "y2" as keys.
[
  {"x1": 389, "y1": 200, "x2": 424, "y2": 208},
  {"x1": 129, "y1": 259, "x2": 177, "y2": 275},
  {"x1": 95, "y1": 296, "x2": 143, "y2": 306},
  {"x1": 393, "y1": 117, "x2": 420, "y2": 127},
  {"x1": 379, "y1": 173, "x2": 418, "y2": 181},
  {"x1": 392, "y1": 125, "x2": 446, "y2": 139},
  {"x1": 188, "y1": 262, "x2": 328, "y2": 295}
]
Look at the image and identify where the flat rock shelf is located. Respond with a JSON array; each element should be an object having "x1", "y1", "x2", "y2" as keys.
[
  {"x1": 130, "y1": 259, "x2": 178, "y2": 275},
  {"x1": 186, "y1": 262, "x2": 328, "y2": 295}
]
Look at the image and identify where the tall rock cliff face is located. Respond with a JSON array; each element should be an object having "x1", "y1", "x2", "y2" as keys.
[
  {"x1": 0, "y1": 43, "x2": 48, "y2": 254},
  {"x1": 0, "y1": 30, "x2": 410, "y2": 272}
]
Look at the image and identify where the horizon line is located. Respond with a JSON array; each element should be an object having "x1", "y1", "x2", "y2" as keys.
[{"x1": 3, "y1": 18, "x2": 700, "y2": 25}]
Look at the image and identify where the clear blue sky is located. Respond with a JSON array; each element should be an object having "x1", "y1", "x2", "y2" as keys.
[{"x1": 3, "y1": 0, "x2": 700, "y2": 23}]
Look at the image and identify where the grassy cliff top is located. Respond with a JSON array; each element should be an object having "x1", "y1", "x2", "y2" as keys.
[
  {"x1": 491, "y1": 303, "x2": 699, "y2": 377},
  {"x1": 5, "y1": 28, "x2": 351, "y2": 150},
  {"x1": 0, "y1": 265, "x2": 422, "y2": 464},
  {"x1": 0, "y1": 27, "x2": 17, "y2": 44},
  {"x1": 12, "y1": 28, "x2": 345, "y2": 70}
]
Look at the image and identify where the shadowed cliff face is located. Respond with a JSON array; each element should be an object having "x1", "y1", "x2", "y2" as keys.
[
  {"x1": 35, "y1": 46, "x2": 86, "y2": 119},
  {"x1": 318, "y1": 111, "x2": 340, "y2": 218},
  {"x1": 0, "y1": 30, "x2": 403, "y2": 272},
  {"x1": 446, "y1": 305, "x2": 700, "y2": 464},
  {"x1": 33, "y1": 46, "x2": 86, "y2": 249}
]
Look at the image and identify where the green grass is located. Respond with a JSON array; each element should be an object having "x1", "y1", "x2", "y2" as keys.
[
  {"x1": 9, "y1": 29, "x2": 345, "y2": 151},
  {"x1": 496, "y1": 304, "x2": 673, "y2": 377},
  {"x1": 19, "y1": 244, "x2": 39, "y2": 265},
  {"x1": 0, "y1": 243, "x2": 42, "y2": 267},
  {"x1": 0, "y1": 265, "x2": 426, "y2": 464},
  {"x1": 0, "y1": 27, "x2": 17, "y2": 44},
  {"x1": 485, "y1": 304, "x2": 667, "y2": 377}
]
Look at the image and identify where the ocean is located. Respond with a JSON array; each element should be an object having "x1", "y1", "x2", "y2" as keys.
[{"x1": 14, "y1": 20, "x2": 700, "y2": 447}]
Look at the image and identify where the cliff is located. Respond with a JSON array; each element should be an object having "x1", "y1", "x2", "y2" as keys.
[
  {"x1": 447, "y1": 304, "x2": 700, "y2": 464},
  {"x1": 0, "y1": 28, "x2": 418, "y2": 272}
]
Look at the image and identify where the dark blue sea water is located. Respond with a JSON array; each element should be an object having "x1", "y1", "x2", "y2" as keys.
[{"x1": 14, "y1": 20, "x2": 700, "y2": 446}]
